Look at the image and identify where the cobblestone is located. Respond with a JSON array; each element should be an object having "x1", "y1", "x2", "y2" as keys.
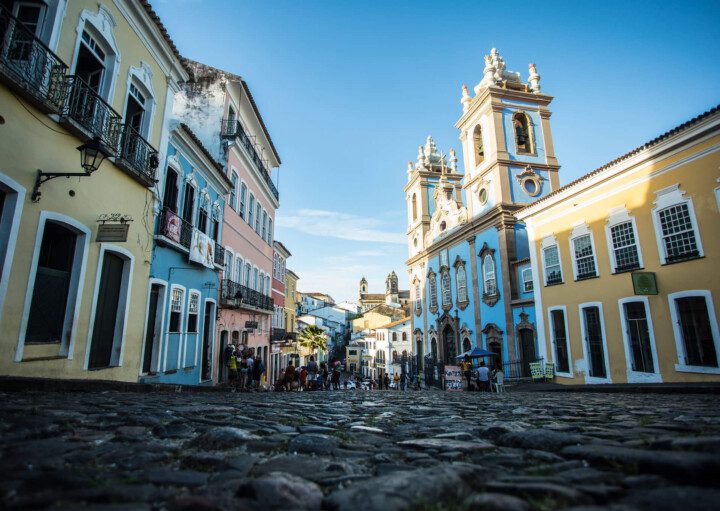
[{"x1": 1, "y1": 389, "x2": 719, "y2": 510}]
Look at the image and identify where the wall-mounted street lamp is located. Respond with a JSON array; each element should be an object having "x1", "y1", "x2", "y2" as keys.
[{"x1": 31, "y1": 137, "x2": 109, "y2": 202}]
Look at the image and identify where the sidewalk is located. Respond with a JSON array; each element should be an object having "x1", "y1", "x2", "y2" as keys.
[{"x1": 510, "y1": 381, "x2": 720, "y2": 394}]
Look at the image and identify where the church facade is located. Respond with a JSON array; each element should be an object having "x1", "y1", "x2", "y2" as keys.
[
  {"x1": 405, "y1": 49, "x2": 559, "y2": 377},
  {"x1": 358, "y1": 272, "x2": 410, "y2": 312}
]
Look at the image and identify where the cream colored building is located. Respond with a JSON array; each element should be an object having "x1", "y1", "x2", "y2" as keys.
[
  {"x1": 517, "y1": 106, "x2": 720, "y2": 384},
  {"x1": 352, "y1": 304, "x2": 406, "y2": 334},
  {"x1": 0, "y1": 1, "x2": 187, "y2": 381}
]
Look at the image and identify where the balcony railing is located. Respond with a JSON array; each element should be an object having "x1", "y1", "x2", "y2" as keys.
[
  {"x1": 220, "y1": 279, "x2": 273, "y2": 311},
  {"x1": 0, "y1": 5, "x2": 67, "y2": 114},
  {"x1": 157, "y1": 208, "x2": 224, "y2": 267},
  {"x1": 271, "y1": 328, "x2": 287, "y2": 341},
  {"x1": 61, "y1": 75, "x2": 121, "y2": 156},
  {"x1": 220, "y1": 118, "x2": 279, "y2": 200},
  {"x1": 116, "y1": 123, "x2": 159, "y2": 186}
]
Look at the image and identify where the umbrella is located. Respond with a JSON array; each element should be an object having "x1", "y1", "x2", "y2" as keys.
[{"x1": 456, "y1": 347, "x2": 498, "y2": 359}]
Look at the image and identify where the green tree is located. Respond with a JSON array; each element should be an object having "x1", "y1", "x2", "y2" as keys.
[{"x1": 298, "y1": 325, "x2": 328, "y2": 354}]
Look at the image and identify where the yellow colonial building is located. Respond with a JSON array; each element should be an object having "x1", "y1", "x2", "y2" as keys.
[
  {"x1": 0, "y1": 1, "x2": 187, "y2": 380},
  {"x1": 284, "y1": 269, "x2": 299, "y2": 334},
  {"x1": 517, "y1": 106, "x2": 720, "y2": 384}
]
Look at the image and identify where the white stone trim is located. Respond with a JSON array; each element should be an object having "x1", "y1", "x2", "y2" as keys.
[
  {"x1": 568, "y1": 222, "x2": 599, "y2": 280},
  {"x1": 184, "y1": 288, "x2": 201, "y2": 368},
  {"x1": 617, "y1": 296, "x2": 662, "y2": 383},
  {"x1": 577, "y1": 301, "x2": 612, "y2": 384},
  {"x1": 546, "y1": 305, "x2": 572, "y2": 377},
  {"x1": 0, "y1": 172, "x2": 26, "y2": 325},
  {"x1": 540, "y1": 234, "x2": 563, "y2": 285},
  {"x1": 121, "y1": 62, "x2": 156, "y2": 140},
  {"x1": 526, "y1": 224, "x2": 547, "y2": 361},
  {"x1": 15, "y1": 212, "x2": 91, "y2": 362},
  {"x1": 84, "y1": 243, "x2": 135, "y2": 369},
  {"x1": 668, "y1": 290, "x2": 720, "y2": 374},
  {"x1": 139, "y1": 278, "x2": 167, "y2": 376},
  {"x1": 165, "y1": 283, "x2": 186, "y2": 371},
  {"x1": 604, "y1": 206, "x2": 644, "y2": 273},
  {"x1": 651, "y1": 185, "x2": 704, "y2": 264}
]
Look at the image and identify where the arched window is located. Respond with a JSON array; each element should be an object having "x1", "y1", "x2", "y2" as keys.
[
  {"x1": 463, "y1": 337, "x2": 471, "y2": 353},
  {"x1": 456, "y1": 263, "x2": 468, "y2": 305},
  {"x1": 441, "y1": 270, "x2": 452, "y2": 308},
  {"x1": 483, "y1": 255, "x2": 497, "y2": 295},
  {"x1": 234, "y1": 257, "x2": 243, "y2": 283},
  {"x1": 392, "y1": 350, "x2": 398, "y2": 362},
  {"x1": 428, "y1": 270, "x2": 438, "y2": 311},
  {"x1": 412, "y1": 193, "x2": 417, "y2": 222},
  {"x1": 402, "y1": 332, "x2": 407, "y2": 341},
  {"x1": 392, "y1": 332, "x2": 397, "y2": 342},
  {"x1": 414, "y1": 284, "x2": 422, "y2": 314},
  {"x1": 512, "y1": 112, "x2": 534, "y2": 154},
  {"x1": 430, "y1": 338, "x2": 438, "y2": 360},
  {"x1": 244, "y1": 262, "x2": 251, "y2": 287},
  {"x1": 473, "y1": 125, "x2": 484, "y2": 165}
]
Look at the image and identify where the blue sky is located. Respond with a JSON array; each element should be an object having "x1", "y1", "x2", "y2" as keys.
[{"x1": 154, "y1": 0, "x2": 720, "y2": 303}]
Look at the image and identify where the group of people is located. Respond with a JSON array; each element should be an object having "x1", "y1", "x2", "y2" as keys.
[
  {"x1": 224, "y1": 343, "x2": 265, "y2": 390},
  {"x1": 277, "y1": 356, "x2": 342, "y2": 392},
  {"x1": 459, "y1": 356, "x2": 503, "y2": 392}
]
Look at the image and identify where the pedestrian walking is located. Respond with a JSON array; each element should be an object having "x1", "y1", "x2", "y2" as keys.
[
  {"x1": 393, "y1": 373, "x2": 400, "y2": 389},
  {"x1": 307, "y1": 356, "x2": 318, "y2": 390},
  {"x1": 331, "y1": 366, "x2": 341, "y2": 390},
  {"x1": 460, "y1": 355, "x2": 473, "y2": 391},
  {"x1": 283, "y1": 361, "x2": 295, "y2": 391},
  {"x1": 253, "y1": 356, "x2": 264, "y2": 390},
  {"x1": 246, "y1": 353, "x2": 255, "y2": 389},
  {"x1": 228, "y1": 347, "x2": 238, "y2": 389},
  {"x1": 383, "y1": 374, "x2": 390, "y2": 390},
  {"x1": 238, "y1": 355, "x2": 249, "y2": 389},
  {"x1": 477, "y1": 360, "x2": 490, "y2": 392}
]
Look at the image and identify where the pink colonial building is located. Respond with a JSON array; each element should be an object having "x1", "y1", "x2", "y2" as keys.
[
  {"x1": 270, "y1": 241, "x2": 291, "y2": 382},
  {"x1": 172, "y1": 60, "x2": 281, "y2": 383}
]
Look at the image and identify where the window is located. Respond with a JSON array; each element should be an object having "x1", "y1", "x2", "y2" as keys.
[
  {"x1": 610, "y1": 221, "x2": 640, "y2": 272},
  {"x1": 224, "y1": 251, "x2": 232, "y2": 277},
  {"x1": 549, "y1": 309, "x2": 570, "y2": 373},
  {"x1": 262, "y1": 211, "x2": 267, "y2": 240},
  {"x1": 234, "y1": 257, "x2": 243, "y2": 283},
  {"x1": 543, "y1": 245, "x2": 562, "y2": 285},
  {"x1": 248, "y1": 194, "x2": 255, "y2": 227},
  {"x1": 187, "y1": 292, "x2": 200, "y2": 333},
  {"x1": 483, "y1": 255, "x2": 497, "y2": 295},
  {"x1": 75, "y1": 30, "x2": 107, "y2": 94},
  {"x1": 198, "y1": 205, "x2": 208, "y2": 234},
  {"x1": 211, "y1": 209, "x2": 220, "y2": 241},
  {"x1": 441, "y1": 270, "x2": 452, "y2": 308},
  {"x1": 402, "y1": 332, "x2": 407, "y2": 341},
  {"x1": 229, "y1": 173, "x2": 237, "y2": 210},
  {"x1": 244, "y1": 262, "x2": 251, "y2": 287},
  {"x1": 239, "y1": 183, "x2": 247, "y2": 218},
  {"x1": 181, "y1": 182, "x2": 195, "y2": 225},
  {"x1": 162, "y1": 166, "x2": 179, "y2": 213},
  {"x1": 522, "y1": 268, "x2": 533, "y2": 293},
  {"x1": 253, "y1": 268, "x2": 258, "y2": 291},
  {"x1": 268, "y1": 218, "x2": 273, "y2": 244},
  {"x1": 658, "y1": 204, "x2": 700, "y2": 262},
  {"x1": 414, "y1": 284, "x2": 422, "y2": 314},
  {"x1": 427, "y1": 270, "x2": 438, "y2": 311},
  {"x1": 674, "y1": 295, "x2": 717, "y2": 368},
  {"x1": 512, "y1": 112, "x2": 533, "y2": 154},
  {"x1": 456, "y1": 264, "x2": 468, "y2": 304},
  {"x1": 124, "y1": 82, "x2": 146, "y2": 133},
  {"x1": 473, "y1": 125, "x2": 484, "y2": 165},
  {"x1": 571, "y1": 232, "x2": 597, "y2": 280},
  {"x1": 169, "y1": 288, "x2": 184, "y2": 332},
  {"x1": 255, "y1": 203, "x2": 261, "y2": 233},
  {"x1": 411, "y1": 194, "x2": 417, "y2": 222},
  {"x1": 622, "y1": 301, "x2": 655, "y2": 374}
]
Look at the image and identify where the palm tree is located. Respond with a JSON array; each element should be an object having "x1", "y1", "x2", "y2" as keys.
[{"x1": 298, "y1": 325, "x2": 328, "y2": 355}]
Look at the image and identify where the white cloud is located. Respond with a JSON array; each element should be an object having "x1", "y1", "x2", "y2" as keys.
[{"x1": 277, "y1": 209, "x2": 405, "y2": 245}]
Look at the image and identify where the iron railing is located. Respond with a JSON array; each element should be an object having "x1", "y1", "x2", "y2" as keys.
[
  {"x1": 220, "y1": 279, "x2": 273, "y2": 311},
  {"x1": 214, "y1": 242, "x2": 225, "y2": 266},
  {"x1": 502, "y1": 357, "x2": 545, "y2": 379},
  {"x1": 220, "y1": 118, "x2": 279, "y2": 200},
  {"x1": 62, "y1": 75, "x2": 121, "y2": 155},
  {"x1": 117, "y1": 123, "x2": 159, "y2": 186},
  {"x1": 157, "y1": 208, "x2": 223, "y2": 267},
  {"x1": 0, "y1": 5, "x2": 67, "y2": 113}
]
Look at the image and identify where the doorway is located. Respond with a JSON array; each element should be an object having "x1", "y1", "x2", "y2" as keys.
[
  {"x1": 582, "y1": 306, "x2": 607, "y2": 378},
  {"x1": 88, "y1": 252, "x2": 124, "y2": 369},
  {"x1": 218, "y1": 330, "x2": 228, "y2": 382},
  {"x1": 518, "y1": 328, "x2": 536, "y2": 377},
  {"x1": 201, "y1": 301, "x2": 214, "y2": 381},
  {"x1": 142, "y1": 283, "x2": 164, "y2": 374},
  {"x1": 442, "y1": 325, "x2": 456, "y2": 364}
]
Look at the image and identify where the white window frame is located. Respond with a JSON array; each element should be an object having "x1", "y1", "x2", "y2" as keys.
[
  {"x1": 651, "y1": 185, "x2": 704, "y2": 264},
  {"x1": 569, "y1": 223, "x2": 599, "y2": 281},
  {"x1": 546, "y1": 306, "x2": 572, "y2": 377},
  {"x1": 427, "y1": 271, "x2": 438, "y2": 310},
  {"x1": 248, "y1": 193, "x2": 255, "y2": 227},
  {"x1": 234, "y1": 256, "x2": 244, "y2": 284},
  {"x1": 578, "y1": 301, "x2": 612, "y2": 384},
  {"x1": 440, "y1": 269, "x2": 452, "y2": 308},
  {"x1": 540, "y1": 235, "x2": 563, "y2": 285},
  {"x1": 122, "y1": 64, "x2": 156, "y2": 139},
  {"x1": 521, "y1": 268, "x2": 533, "y2": 293},
  {"x1": 268, "y1": 217, "x2": 273, "y2": 245},
  {"x1": 182, "y1": 173, "x2": 198, "y2": 226},
  {"x1": 165, "y1": 284, "x2": 186, "y2": 371},
  {"x1": 618, "y1": 296, "x2": 661, "y2": 383},
  {"x1": 15, "y1": 212, "x2": 91, "y2": 362},
  {"x1": 183, "y1": 289, "x2": 201, "y2": 368},
  {"x1": 84, "y1": 243, "x2": 135, "y2": 370},
  {"x1": 668, "y1": 290, "x2": 720, "y2": 374},
  {"x1": 482, "y1": 254, "x2": 497, "y2": 295},
  {"x1": 0, "y1": 172, "x2": 26, "y2": 324},
  {"x1": 239, "y1": 180, "x2": 247, "y2": 218},
  {"x1": 605, "y1": 207, "x2": 643, "y2": 274},
  {"x1": 229, "y1": 170, "x2": 238, "y2": 210}
]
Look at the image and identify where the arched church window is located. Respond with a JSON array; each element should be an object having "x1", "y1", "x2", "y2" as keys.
[
  {"x1": 441, "y1": 270, "x2": 452, "y2": 309},
  {"x1": 456, "y1": 264, "x2": 468, "y2": 305},
  {"x1": 463, "y1": 337, "x2": 471, "y2": 353},
  {"x1": 473, "y1": 125, "x2": 484, "y2": 165},
  {"x1": 402, "y1": 332, "x2": 407, "y2": 341},
  {"x1": 414, "y1": 284, "x2": 422, "y2": 315},
  {"x1": 428, "y1": 271, "x2": 438, "y2": 312},
  {"x1": 512, "y1": 112, "x2": 534, "y2": 154},
  {"x1": 483, "y1": 255, "x2": 497, "y2": 295},
  {"x1": 430, "y1": 338, "x2": 438, "y2": 360},
  {"x1": 392, "y1": 332, "x2": 397, "y2": 342},
  {"x1": 412, "y1": 193, "x2": 417, "y2": 222}
]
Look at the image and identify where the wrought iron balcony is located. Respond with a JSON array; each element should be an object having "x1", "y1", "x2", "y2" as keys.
[
  {"x1": 61, "y1": 75, "x2": 121, "y2": 156},
  {"x1": 157, "y1": 208, "x2": 223, "y2": 268},
  {"x1": 0, "y1": 5, "x2": 67, "y2": 114},
  {"x1": 214, "y1": 242, "x2": 225, "y2": 266},
  {"x1": 271, "y1": 328, "x2": 287, "y2": 341},
  {"x1": 220, "y1": 279, "x2": 273, "y2": 311},
  {"x1": 116, "y1": 124, "x2": 159, "y2": 187},
  {"x1": 220, "y1": 118, "x2": 279, "y2": 200}
]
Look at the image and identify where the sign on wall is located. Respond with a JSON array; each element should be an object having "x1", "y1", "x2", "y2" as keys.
[
  {"x1": 632, "y1": 272, "x2": 658, "y2": 295},
  {"x1": 96, "y1": 213, "x2": 133, "y2": 242},
  {"x1": 444, "y1": 365, "x2": 463, "y2": 391}
]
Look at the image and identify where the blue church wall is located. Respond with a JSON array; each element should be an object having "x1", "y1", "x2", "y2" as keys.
[
  {"x1": 514, "y1": 224, "x2": 530, "y2": 260},
  {"x1": 508, "y1": 166, "x2": 551, "y2": 203},
  {"x1": 446, "y1": 241, "x2": 477, "y2": 348},
  {"x1": 501, "y1": 107, "x2": 546, "y2": 164}
]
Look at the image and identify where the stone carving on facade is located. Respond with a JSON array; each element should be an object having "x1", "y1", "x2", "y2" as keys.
[
  {"x1": 452, "y1": 255, "x2": 470, "y2": 310},
  {"x1": 424, "y1": 150, "x2": 468, "y2": 247},
  {"x1": 478, "y1": 242, "x2": 500, "y2": 307},
  {"x1": 528, "y1": 63, "x2": 541, "y2": 93},
  {"x1": 516, "y1": 165, "x2": 544, "y2": 197}
]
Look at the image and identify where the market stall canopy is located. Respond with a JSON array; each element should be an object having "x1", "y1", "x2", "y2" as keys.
[{"x1": 456, "y1": 347, "x2": 498, "y2": 359}]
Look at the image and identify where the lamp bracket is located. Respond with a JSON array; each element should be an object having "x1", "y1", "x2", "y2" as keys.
[{"x1": 31, "y1": 169, "x2": 90, "y2": 203}]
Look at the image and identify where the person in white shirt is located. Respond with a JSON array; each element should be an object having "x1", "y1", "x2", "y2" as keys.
[{"x1": 477, "y1": 360, "x2": 490, "y2": 392}]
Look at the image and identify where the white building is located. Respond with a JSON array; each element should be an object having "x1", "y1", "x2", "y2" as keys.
[{"x1": 375, "y1": 317, "x2": 413, "y2": 379}]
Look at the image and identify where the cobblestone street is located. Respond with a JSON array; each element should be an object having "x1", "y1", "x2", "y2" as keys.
[{"x1": 2, "y1": 389, "x2": 720, "y2": 510}]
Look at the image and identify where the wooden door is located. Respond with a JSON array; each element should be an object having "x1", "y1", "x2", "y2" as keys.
[{"x1": 88, "y1": 253, "x2": 123, "y2": 369}]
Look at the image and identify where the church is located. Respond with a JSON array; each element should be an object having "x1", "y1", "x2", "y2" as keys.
[
  {"x1": 358, "y1": 272, "x2": 411, "y2": 312},
  {"x1": 405, "y1": 48, "x2": 559, "y2": 377}
]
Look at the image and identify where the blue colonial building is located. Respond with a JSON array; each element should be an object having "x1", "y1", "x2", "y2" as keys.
[
  {"x1": 140, "y1": 123, "x2": 232, "y2": 385},
  {"x1": 405, "y1": 49, "x2": 560, "y2": 379}
]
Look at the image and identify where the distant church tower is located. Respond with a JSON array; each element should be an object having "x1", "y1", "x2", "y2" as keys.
[
  {"x1": 359, "y1": 276, "x2": 368, "y2": 298},
  {"x1": 385, "y1": 271, "x2": 399, "y2": 305}
]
